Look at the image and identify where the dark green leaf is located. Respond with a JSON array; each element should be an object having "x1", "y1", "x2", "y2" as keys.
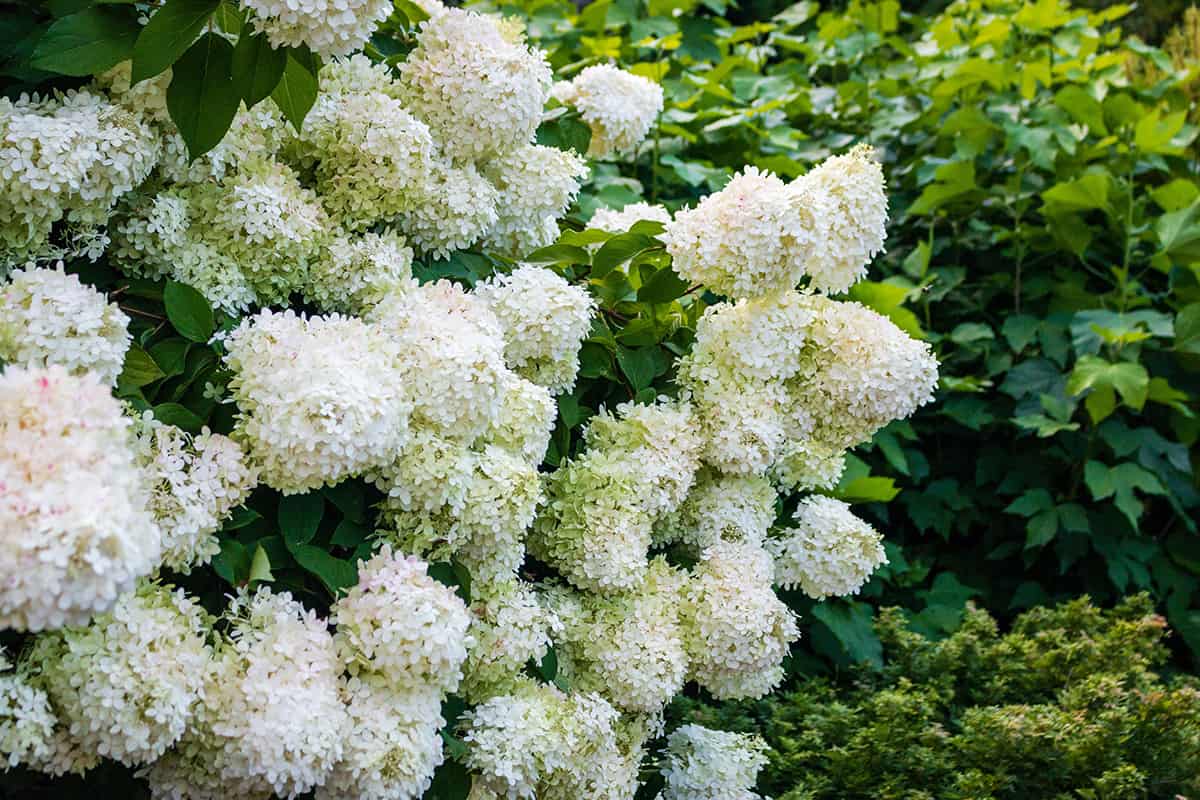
[
  {"x1": 637, "y1": 266, "x2": 691, "y2": 304},
  {"x1": 810, "y1": 601, "x2": 883, "y2": 667},
  {"x1": 524, "y1": 244, "x2": 589, "y2": 265},
  {"x1": 164, "y1": 280, "x2": 216, "y2": 342},
  {"x1": 211, "y1": 538, "x2": 250, "y2": 585},
  {"x1": 272, "y1": 49, "x2": 319, "y2": 131},
  {"x1": 167, "y1": 32, "x2": 241, "y2": 160},
  {"x1": 279, "y1": 492, "x2": 324, "y2": 548},
  {"x1": 153, "y1": 402, "x2": 204, "y2": 433},
  {"x1": 291, "y1": 545, "x2": 357, "y2": 597},
  {"x1": 31, "y1": 5, "x2": 139, "y2": 76},
  {"x1": 592, "y1": 233, "x2": 658, "y2": 279},
  {"x1": 231, "y1": 28, "x2": 286, "y2": 107},
  {"x1": 616, "y1": 345, "x2": 658, "y2": 391},
  {"x1": 536, "y1": 115, "x2": 592, "y2": 154},
  {"x1": 148, "y1": 339, "x2": 191, "y2": 378},
  {"x1": 120, "y1": 344, "x2": 166, "y2": 388},
  {"x1": 131, "y1": 0, "x2": 220, "y2": 84}
]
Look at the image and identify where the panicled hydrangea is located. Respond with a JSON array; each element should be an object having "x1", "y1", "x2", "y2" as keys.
[
  {"x1": 461, "y1": 580, "x2": 558, "y2": 702},
  {"x1": 463, "y1": 683, "x2": 639, "y2": 800},
  {"x1": 680, "y1": 542, "x2": 800, "y2": 700},
  {"x1": 684, "y1": 380, "x2": 792, "y2": 476},
  {"x1": 369, "y1": 281, "x2": 507, "y2": 441},
  {"x1": 474, "y1": 264, "x2": 596, "y2": 394},
  {"x1": 0, "y1": 265, "x2": 130, "y2": 385},
  {"x1": 332, "y1": 547, "x2": 472, "y2": 693},
  {"x1": 131, "y1": 414, "x2": 257, "y2": 573},
  {"x1": 398, "y1": 9, "x2": 552, "y2": 161},
  {"x1": 658, "y1": 724, "x2": 768, "y2": 800},
  {"x1": 480, "y1": 144, "x2": 588, "y2": 257},
  {"x1": 789, "y1": 144, "x2": 888, "y2": 293},
  {"x1": 587, "y1": 201, "x2": 672, "y2": 234},
  {"x1": 486, "y1": 372, "x2": 556, "y2": 465},
  {"x1": 304, "y1": 229, "x2": 415, "y2": 315},
  {"x1": 552, "y1": 65, "x2": 664, "y2": 159},
  {"x1": 686, "y1": 291, "x2": 815, "y2": 385},
  {"x1": 317, "y1": 676, "x2": 445, "y2": 800},
  {"x1": 394, "y1": 161, "x2": 500, "y2": 258},
  {"x1": 0, "y1": 89, "x2": 158, "y2": 267},
  {"x1": 546, "y1": 560, "x2": 688, "y2": 714},
  {"x1": 770, "y1": 437, "x2": 847, "y2": 492},
  {"x1": 295, "y1": 84, "x2": 437, "y2": 229},
  {"x1": 790, "y1": 296, "x2": 939, "y2": 451},
  {"x1": 0, "y1": 652, "x2": 56, "y2": 771},
  {"x1": 146, "y1": 587, "x2": 347, "y2": 799},
  {"x1": 240, "y1": 0, "x2": 393, "y2": 57},
  {"x1": 768, "y1": 495, "x2": 887, "y2": 599},
  {"x1": 663, "y1": 167, "x2": 814, "y2": 300},
  {"x1": 0, "y1": 366, "x2": 160, "y2": 632},
  {"x1": 653, "y1": 469, "x2": 777, "y2": 550},
  {"x1": 26, "y1": 582, "x2": 212, "y2": 766},
  {"x1": 223, "y1": 310, "x2": 410, "y2": 493}
]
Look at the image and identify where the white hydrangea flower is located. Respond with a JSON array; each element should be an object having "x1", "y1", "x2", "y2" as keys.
[
  {"x1": 394, "y1": 160, "x2": 500, "y2": 258},
  {"x1": 790, "y1": 296, "x2": 939, "y2": 451},
  {"x1": 223, "y1": 310, "x2": 411, "y2": 493},
  {"x1": 463, "y1": 683, "x2": 639, "y2": 800},
  {"x1": 788, "y1": 144, "x2": 888, "y2": 293},
  {"x1": 654, "y1": 469, "x2": 777, "y2": 550},
  {"x1": 240, "y1": 0, "x2": 392, "y2": 57},
  {"x1": 295, "y1": 86, "x2": 437, "y2": 230},
  {"x1": 768, "y1": 495, "x2": 887, "y2": 599},
  {"x1": 0, "y1": 89, "x2": 158, "y2": 268},
  {"x1": 546, "y1": 559, "x2": 687, "y2": 714},
  {"x1": 680, "y1": 542, "x2": 800, "y2": 700},
  {"x1": 474, "y1": 264, "x2": 596, "y2": 393},
  {"x1": 131, "y1": 415, "x2": 257, "y2": 573},
  {"x1": 0, "y1": 265, "x2": 130, "y2": 385},
  {"x1": 146, "y1": 587, "x2": 347, "y2": 799},
  {"x1": 0, "y1": 365, "x2": 160, "y2": 632},
  {"x1": 398, "y1": 8, "x2": 552, "y2": 161},
  {"x1": 686, "y1": 291, "x2": 815, "y2": 385},
  {"x1": 658, "y1": 724, "x2": 768, "y2": 800},
  {"x1": 332, "y1": 546, "x2": 472, "y2": 693},
  {"x1": 380, "y1": 440, "x2": 544, "y2": 586},
  {"x1": 461, "y1": 579, "x2": 558, "y2": 702},
  {"x1": 683, "y1": 379, "x2": 791, "y2": 476},
  {"x1": 586, "y1": 201, "x2": 672, "y2": 234},
  {"x1": 26, "y1": 582, "x2": 212, "y2": 766},
  {"x1": 552, "y1": 65, "x2": 664, "y2": 159},
  {"x1": 486, "y1": 372, "x2": 556, "y2": 465},
  {"x1": 317, "y1": 676, "x2": 445, "y2": 800},
  {"x1": 0, "y1": 652, "x2": 56, "y2": 771},
  {"x1": 770, "y1": 437, "x2": 846, "y2": 492},
  {"x1": 480, "y1": 144, "x2": 588, "y2": 257},
  {"x1": 663, "y1": 167, "x2": 815, "y2": 300},
  {"x1": 304, "y1": 229, "x2": 415, "y2": 315},
  {"x1": 369, "y1": 281, "x2": 508, "y2": 441}
]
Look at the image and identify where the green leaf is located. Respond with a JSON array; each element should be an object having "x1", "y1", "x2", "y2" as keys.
[
  {"x1": 536, "y1": 115, "x2": 592, "y2": 155},
  {"x1": 248, "y1": 544, "x2": 274, "y2": 584},
  {"x1": 291, "y1": 545, "x2": 357, "y2": 597},
  {"x1": 131, "y1": 0, "x2": 220, "y2": 84},
  {"x1": 279, "y1": 492, "x2": 324, "y2": 548},
  {"x1": 908, "y1": 160, "x2": 976, "y2": 215},
  {"x1": 1135, "y1": 108, "x2": 1187, "y2": 154},
  {"x1": 324, "y1": 481, "x2": 367, "y2": 524},
  {"x1": 637, "y1": 266, "x2": 691, "y2": 304},
  {"x1": 164, "y1": 280, "x2": 216, "y2": 342},
  {"x1": 810, "y1": 601, "x2": 882, "y2": 667},
  {"x1": 31, "y1": 5, "x2": 140, "y2": 76},
  {"x1": 1025, "y1": 509, "x2": 1058, "y2": 548},
  {"x1": 1066, "y1": 355, "x2": 1149, "y2": 416},
  {"x1": 153, "y1": 402, "x2": 204, "y2": 432},
  {"x1": 616, "y1": 345, "x2": 658, "y2": 391},
  {"x1": 1041, "y1": 173, "x2": 1110, "y2": 214},
  {"x1": 1176, "y1": 303, "x2": 1200, "y2": 354},
  {"x1": 1084, "y1": 460, "x2": 1166, "y2": 530},
  {"x1": 272, "y1": 49, "x2": 320, "y2": 132},
  {"x1": 834, "y1": 476, "x2": 900, "y2": 503},
  {"x1": 231, "y1": 28, "x2": 287, "y2": 107},
  {"x1": 120, "y1": 344, "x2": 166, "y2": 388},
  {"x1": 211, "y1": 538, "x2": 250, "y2": 585},
  {"x1": 1054, "y1": 85, "x2": 1106, "y2": 134},
  {"x1": 330, "y1": 519, "x2": 369, "y2": 548},
  {"x1": 148, "y1": 339, "x2": 191, "y2": 378},
  {"x1": 524, "y1": 244, "x2": 589, "y2": 265},
  {"x1": 1004, "y1": 488, "x2": 1054, "y2": 517},
  {"x1": 167, "y1": 32, "x2": 241, "y2": 160},
  {"x1": 591, "y1": 233, "x2": 658, "y2": 279},
  {"x1": 1156, "y1": 200, "x2": 1200, "y2": 263}
]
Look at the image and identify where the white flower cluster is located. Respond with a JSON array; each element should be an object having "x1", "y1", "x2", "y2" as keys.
[
  {"x1": 658, "y1": 724, "x2": 768, "y2": 800},
  {"x1": 553, "y1": 65, "x2": 664, "y2": 158},
  {"x1": 461, "y1": 580, "x2": 558, "y2": 702},
  {"x1": 0, "y1": 89, "x2": 158, "y2": 269},
  {"x1": 663, "y1": 145, "x2": 887, "y2": 298},
  {"x1": 0, "y1": 650, "x2": 57, "y2": 772},
  {"x1": 0, "y1": 366, "x2": 160, "y2": 632},
  {"x1": 241, "y1": 0, "x2": 393, "y2": 57},
  {"x1": 768, "y1": 495, "x2": 888, "y2": 600},
  {"x1": 130, "y1": 414, "x2": 258, "y2": 573},
  {"x1": 0, "y1": 265, "x2": 130, "y2": 385},
  {"x1": 587, "y1": 201, "x2": 673, "y2": 234},
  {"x1": 653, "y1": 468, "x2": 778, "y2": 551},
  {"x1": 25, "y1": 583, "x2": 212, "y2": 767},
  {"x1": 463, "y1": 683, "x2": 640, "y2": 799}
]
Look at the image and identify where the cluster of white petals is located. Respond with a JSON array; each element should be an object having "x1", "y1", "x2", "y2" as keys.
[
  {"x1": 463, "y1": 683, "x2": 640, "y2": 799},
  {"x1": 587, "y1": 201, "x2": 672, "y2": 233},
  {"x1": 552, "y1": 65, "x2": 664, "y2": 158},
  {"x1": 0, "y1": 90, "x2": 158, "y2": 268},
  {"x1": 332, "y1": 547, "x2": 471, "y2": 693},
  {"x1": 241, "y1": 0, "x2": 393, "y2": 57},
  {"x1": 658, "y1": 724, "x2": 768, "y2": 800},
  {"x1": 475, "y1": 264, "x2": 596, "y2": 393},
  {"x1": 680, "y1": 542, "x2": 800, "y2": 699},
  {"x1": 131, "y1": 414, "x2": 258, "y2": 573},
  {"x1": 398, "y1": 9, "x2": 552, "y2": 161},
  {"x1": 768, "y1": 495, "x2": 888, "y2": 599},
  {"x1": 304, "y1": 229, "x2": 415, "y2": 316},
  {"x1": 461, "y1": 579, "x2": 558, "y2": 702},
  {"x1": 482, "y1": 144, "x2": 589, "y2": 257},
  {"x1": 394, "y1": 161, "x2": 500, "y2": 258},
  {"x1": 0, "y1": 366, "x2": 160, "y2": 631},
  {"x1": 26, "y1": 582, "x2": 212, "y2": 766},
  {"x1": 654, "y1": 469, "x2": 777, "y2": 551},
  {"x1": 0, "y1": 651, "x2": 56, "y2": 771},
  {"x1": 223, "y1": 310, "x2": 410, "y2": 493},
  {"x1": 0, "y1": 265, "x2": 130, "y2": 385}
]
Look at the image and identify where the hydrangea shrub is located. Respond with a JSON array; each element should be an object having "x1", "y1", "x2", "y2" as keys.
[{"x1": 0, "y1": 0, "x2": 938, "y2": 797}]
